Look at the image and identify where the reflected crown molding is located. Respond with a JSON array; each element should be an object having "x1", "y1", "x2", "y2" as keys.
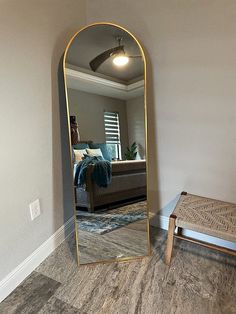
[{"x1": 65, "y1": 67, "x2": 144, "y2": 100}]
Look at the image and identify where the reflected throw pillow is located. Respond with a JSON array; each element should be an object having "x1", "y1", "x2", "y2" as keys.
[
  {"x1": 89, "y1": 143, "x2": 112, "y2": 161},
  {"x1": 86, "y1": 148, "x2": 104, "y2": 158},
  {"x1": 73, "y1": 143, "x2": 89, "y2": 150},
  {"x1": 74, "y1": 149, "x2": 87, "y2": 163}
]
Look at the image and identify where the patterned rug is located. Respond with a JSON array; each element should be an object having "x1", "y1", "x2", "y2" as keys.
[{"x1": 76, "y1": 201, "x2": 147, "y2": 234}]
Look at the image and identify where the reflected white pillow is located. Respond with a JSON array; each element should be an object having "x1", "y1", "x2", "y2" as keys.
[
  {"x1": 74, "y1": 149, "x2": 87, "y2": 163},
  {"x1": 86, "y1": 148, "x2": 104, "y2": 158}
]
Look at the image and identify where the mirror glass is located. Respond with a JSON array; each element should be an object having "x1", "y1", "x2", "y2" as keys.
[{"x1": 64, "y1": 23, "x2": 150, "y2": 265}]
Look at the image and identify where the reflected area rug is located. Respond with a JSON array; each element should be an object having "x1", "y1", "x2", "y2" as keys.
[{"x1": 76, "y1": 201, "x2": 147, "y2": 234}]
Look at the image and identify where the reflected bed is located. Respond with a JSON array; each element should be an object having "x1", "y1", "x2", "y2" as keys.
[{"x1": 74, "y1": 160, "x2": 146, "y2": 212}]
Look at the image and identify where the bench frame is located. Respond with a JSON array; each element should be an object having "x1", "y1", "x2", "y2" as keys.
[{"x1": 165, "y1": 192, "x2": 236, "y2": 265}]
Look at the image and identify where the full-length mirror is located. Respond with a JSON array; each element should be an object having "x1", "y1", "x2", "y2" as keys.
[{"x1": 63, "y1": 23, "x2": 150, "y2": 265}]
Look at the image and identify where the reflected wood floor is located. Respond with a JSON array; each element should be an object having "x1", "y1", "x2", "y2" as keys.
[
  {"x1": 0, "y1": 227, "x2": 236, "y2": 313},
  {"x1": 78, "y1": 219, "x2": 149, "y2": 264}
]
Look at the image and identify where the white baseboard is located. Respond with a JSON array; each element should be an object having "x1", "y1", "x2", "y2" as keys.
[
  {"x1": 150, "y1": 214, "x2": 169, "y2": 230},
  {"x1": 151, "y1": 214, "x2": 236, "y2": 251},
  {"x1": 0, "y1": 217, "x2": 75, "y2": 303}
]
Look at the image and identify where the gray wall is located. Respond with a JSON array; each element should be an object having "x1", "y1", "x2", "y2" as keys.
[
  {"x1": 2, "y1": 0, "x2": 236, "y2": 283},
  {"x1": 68, "y1": 89, "x2": 129, "y2": 157},
  {"x1": 0, "y1": 0, "x2": 86, "y2": 281},
  {"x1": 126, "y1": 96, "x2": 145, "y2": 159},
  {"x1": 87, "y1": 0, "x2": 236, "y2": 214}
]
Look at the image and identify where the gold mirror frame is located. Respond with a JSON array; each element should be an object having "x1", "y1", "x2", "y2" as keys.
[{"x1": 63, "y1": 22, "x2": 151, "y2": 266}]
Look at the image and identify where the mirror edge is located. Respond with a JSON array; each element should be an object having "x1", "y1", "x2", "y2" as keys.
[{"x1": 62, "y1": 22, "x2": 151, "y2": 266}]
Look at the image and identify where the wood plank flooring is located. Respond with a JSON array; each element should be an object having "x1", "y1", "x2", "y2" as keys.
[
  {"x1": 78, "y1": 219, "x2": 149, "y2": 264},
  {"x1": 0, "y1": 227, "x2": 235, "y2": 313}
]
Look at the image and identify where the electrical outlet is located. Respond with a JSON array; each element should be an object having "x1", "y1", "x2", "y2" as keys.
[{"x1": 29, "y1": 199, "x2": 41, "y2": 221}]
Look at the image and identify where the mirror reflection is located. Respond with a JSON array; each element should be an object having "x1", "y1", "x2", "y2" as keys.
[{"x1": 64, "y1": 24, "x2": 150, "y2": 265}]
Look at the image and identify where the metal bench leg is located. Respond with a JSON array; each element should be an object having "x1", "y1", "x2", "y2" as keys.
[{"x1": 165, "y1": 214, "x2": 177, "y2": 265}]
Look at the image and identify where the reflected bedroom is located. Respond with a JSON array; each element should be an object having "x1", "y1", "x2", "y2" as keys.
[{"x1": 64, "y1": 24, "x2": 150, "y2": 265}]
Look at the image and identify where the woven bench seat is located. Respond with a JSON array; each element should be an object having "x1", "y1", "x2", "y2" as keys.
[
  {"x1": 165, "y1": 192, "x2": 236, "y2": 265},
  {"x1": 174, "y1": 193, "x2": 236, "y2": 243}
]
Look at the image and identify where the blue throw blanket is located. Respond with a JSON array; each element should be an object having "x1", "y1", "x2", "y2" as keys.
[{"x1": 74, "y1": 156, "x2": 112, "y2": 188}]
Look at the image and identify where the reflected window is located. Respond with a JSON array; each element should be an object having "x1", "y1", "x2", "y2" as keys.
[{"x1": 104, "y1": 111, "x2": 121, "y2": 160}]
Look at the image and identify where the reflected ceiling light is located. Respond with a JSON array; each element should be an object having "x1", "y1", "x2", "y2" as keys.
[
  {"x1": 90, "y1": 36, "x2": 142, "y2": 71},
  {"x1": 113, "y1": 54, "x2": 129, "y2": 66}
]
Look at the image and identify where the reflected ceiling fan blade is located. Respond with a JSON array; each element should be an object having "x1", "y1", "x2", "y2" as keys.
[{"x1": 89, "y1": 45, "x2": 124, "y2": 72}]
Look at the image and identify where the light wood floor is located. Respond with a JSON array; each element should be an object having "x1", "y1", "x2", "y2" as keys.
[{"x1": 0, "y1": 227, "x2": 236, "y2": 313}]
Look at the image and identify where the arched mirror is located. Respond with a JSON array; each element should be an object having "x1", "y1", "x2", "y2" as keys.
[{"x1": 63, "y1": 23, "x2": 150, "y2": 265}]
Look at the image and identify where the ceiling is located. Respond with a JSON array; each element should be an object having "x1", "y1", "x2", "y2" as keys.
[
  {"x1": 66, "y1": 24, "x2": 144, "y2": 82},
  {"x1": 66, "y1": 68, "x2": 144, "y2": 100}
]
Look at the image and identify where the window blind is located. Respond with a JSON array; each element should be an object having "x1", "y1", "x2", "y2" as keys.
[{"x1": 104, "y1": 111, "x2": 121, "y2": 144}]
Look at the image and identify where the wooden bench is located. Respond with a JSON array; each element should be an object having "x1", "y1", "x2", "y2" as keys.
[{"x1": 165, "y1": 192, "x2": 236, "y2": 265}]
